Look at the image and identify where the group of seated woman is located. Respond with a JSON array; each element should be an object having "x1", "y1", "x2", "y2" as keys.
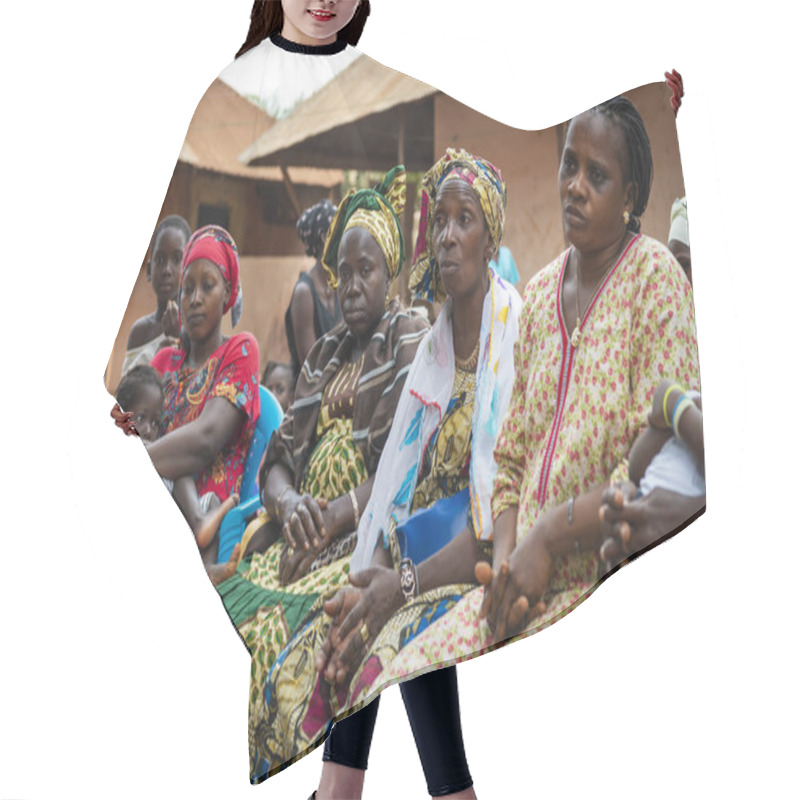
[{"x1": 114, "y1": 93, "x2": 703, "y2": 795}]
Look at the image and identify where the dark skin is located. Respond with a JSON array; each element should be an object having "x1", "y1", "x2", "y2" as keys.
[
  {"x1": 263, "y1": 363, "x2": 294, "y2": 413},
  {"x1": 127, "y1": 227, "x2": 185, "y2": 349},
  {"x1": 599, "y1": 484, "x2": 705, "y2": 571},
  {"x1": 145, "y1": 260, "x2": 245, "y2": 560},
  {"x1": 630, "y1": 379, "x2": 704, "y2": 486},
  {"x1": 289, "y1": 256, "x2": 339, "y2": 369},
  {"x1": 559, "y1": 112, "x2": 636, "y2": 342},
  {"x1": 259, "y1": 227, "x2": 391, "y2": 585},
  {"x1": 478, "y1": 112, "x2": 646, "y2": 640},
  {"x1": 318, "y1": 528, "x2": 488, "y2": 687},
  {"x1": 317, "y1": 182, "x2": 496, "y2": 684}
]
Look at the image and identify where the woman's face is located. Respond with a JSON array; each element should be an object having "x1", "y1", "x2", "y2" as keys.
[
  {"x1": 559, "y1": 112, "x2": 634, "y2": 254},
  {"x1": 148, "y1": 227, "x2": 185, "y2": 305},
  {"x1": 432, "y1": 181, "x2": 492, "y2": 300},
  {"x1": 281, "y1": 0, "x2": 361, "y2": 46},
  {"x1": 337, "y1": 226, "x2": 389, "y2": 343},
  {"x1": 180, "y1": 258, "x2": 230, "y2": 344}
]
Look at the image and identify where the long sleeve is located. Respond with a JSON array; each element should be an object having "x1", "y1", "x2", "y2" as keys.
[{"x1": 491, "y1": 281, "x2": 535, "y2": 519}]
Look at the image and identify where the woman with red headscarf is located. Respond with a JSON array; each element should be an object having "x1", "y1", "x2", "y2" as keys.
[{"x1": 147, "y1": 225, "x2": 261, "y2": 569}]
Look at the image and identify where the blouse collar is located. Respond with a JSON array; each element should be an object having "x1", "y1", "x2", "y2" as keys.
[{"x1": 270, "y1": 33, "x2": 348, "y2": 56}]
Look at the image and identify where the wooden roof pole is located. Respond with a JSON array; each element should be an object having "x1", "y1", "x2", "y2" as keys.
[{"x1": 280, "y1": 164, "x2": 303, "y2": 219}]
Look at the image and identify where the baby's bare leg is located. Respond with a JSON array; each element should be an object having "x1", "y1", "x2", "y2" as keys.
[{"x1": 172, "y1": 477, "x2": 239, "y2": 549}]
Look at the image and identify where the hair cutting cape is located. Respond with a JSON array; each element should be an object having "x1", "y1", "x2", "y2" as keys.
[{"x1": 106, "y1": 32, "x2": 703, "y2": 784}]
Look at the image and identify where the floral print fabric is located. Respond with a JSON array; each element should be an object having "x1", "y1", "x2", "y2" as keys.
[{"x1": 151, "y1": 332, "x2": 260, "y2": 500}]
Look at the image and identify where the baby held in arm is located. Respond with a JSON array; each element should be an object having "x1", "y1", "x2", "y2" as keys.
[
  {"x1": 600, "y1": 377, "x2": 705, "y2": 569},
  {"x1": 115, "y1": 365, "x2": 240, "y2": 560}
]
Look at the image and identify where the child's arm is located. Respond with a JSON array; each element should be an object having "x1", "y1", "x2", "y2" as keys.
[
  {"x1": 674, "y1": 396, "x2": 704, "y2": 476},
  {"x1": 631, "y1": 379, "x2": 705, "y2": 486},
  {"x1": 629, "y1": 426, "x2": 672, "y2": 486}
]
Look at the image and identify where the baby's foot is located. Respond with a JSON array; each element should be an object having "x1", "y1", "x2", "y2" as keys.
[{"x1": 206, "y1": 543, "x2": 241, "y2": 587}]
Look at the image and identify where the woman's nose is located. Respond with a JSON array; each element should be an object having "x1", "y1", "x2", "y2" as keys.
[
  {"x1": 439, "y1": 217, "x2": 456, "y2": 246},
  {"x1": 344, "y1": 276, "x2": 361, "y2": 298},
  {"x1": 568, "y1": 171, "x2": 586, "y2": 199}
]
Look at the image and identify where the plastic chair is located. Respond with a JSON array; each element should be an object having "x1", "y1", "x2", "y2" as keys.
[{"x1": 216, "y1": 385, "x2": 283, "y2": 563}]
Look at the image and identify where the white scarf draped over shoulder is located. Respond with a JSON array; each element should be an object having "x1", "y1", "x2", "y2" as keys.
[{"x1": 350, "y1": 270, "x2": 521, "y2": 572}]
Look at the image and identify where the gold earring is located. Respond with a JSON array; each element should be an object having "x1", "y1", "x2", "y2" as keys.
[{"x1": 623, "y1": 210, "x2": 630, "y2": 226}]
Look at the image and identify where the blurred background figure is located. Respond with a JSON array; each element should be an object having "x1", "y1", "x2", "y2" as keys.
[
  {"x1": 286, "y1": 199, "x2": 342, "y2": 377},
  {"x1": 668, "y1": 196, "x2": 691, "y2": 285},
  {"x1": 489, "y1": 244, "x2": 520, "y2": 286},
  {"x1": 123, "y1": 215, "x2": 191, "y2": 374},
  {"x1": 261, "y1": 360, "x2": 295, "y2": 413}
]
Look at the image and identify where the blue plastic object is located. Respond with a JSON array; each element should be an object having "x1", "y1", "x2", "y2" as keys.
[
  {"x1": 394, "y1": 487, "x2": 470, "y2": 564},
  {"x1": 216, "y1": 385, "x2": 283, "y2": 563}
]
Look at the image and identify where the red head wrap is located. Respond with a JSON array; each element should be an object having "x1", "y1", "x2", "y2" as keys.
[{"x1": 180, "y1": 225, "x2": 242, "y2": 327}]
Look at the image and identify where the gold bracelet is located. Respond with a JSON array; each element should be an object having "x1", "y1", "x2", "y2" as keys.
[{"x1": 349, "y1": 488, "x2": 360, "y2": 530}]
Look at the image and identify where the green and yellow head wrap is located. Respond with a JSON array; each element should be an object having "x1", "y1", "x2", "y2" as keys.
[
  {"x1": 409, "y1": 148, "x2": 507, "y2": 303},
  {"x1": 321, "y1": 166, "x2": 407, "y2": 287}
]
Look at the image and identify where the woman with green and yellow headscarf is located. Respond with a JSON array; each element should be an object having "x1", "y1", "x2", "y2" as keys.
[
  {"x1": 253, "y1": 148, "x2": 520, "y2": 799},
  {"x1": 215, "y1": 166, "x2": 429, "y2": 782}
]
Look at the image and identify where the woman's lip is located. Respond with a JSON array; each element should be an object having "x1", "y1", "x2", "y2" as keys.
[
  {"x1": 564, "y1": 205, "x2": 585, "y2": 221},
  {"x1": 439, "y1": 260, "x2": 459, "y2": 272},
  {"x1": 187, "y1": 313, "x2": 205, "y2": 325},
  {"x1": 308, "y1": 9, "x2": 335, "y2": 21}
]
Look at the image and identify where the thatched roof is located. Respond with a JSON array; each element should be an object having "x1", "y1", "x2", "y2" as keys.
[
  {"x1": 241, "y1": 54, "x2": 438, "y2": 172},
  {"x1": 181, "y1": 79, "x2": 342, "y2": 187}
]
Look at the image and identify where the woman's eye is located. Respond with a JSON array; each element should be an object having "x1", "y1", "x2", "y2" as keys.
[{"x1": 590, "y1": 168, "x2": 604, "y2": 185}]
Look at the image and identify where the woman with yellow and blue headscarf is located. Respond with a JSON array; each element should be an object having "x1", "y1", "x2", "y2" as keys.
[
  {"x1": 214, "y1": 165, "x2": 429, "y2": 785},
  {"x1": 262, "y1": 149, "x2": 522, "y2": 799}
]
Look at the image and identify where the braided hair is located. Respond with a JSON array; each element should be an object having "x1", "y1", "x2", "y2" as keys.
[
  {"x1": 589, "y1": 96, "x2": 653, "y2": 233},
  {"x1": 151, "y1": 214, "x2": 191, "y2": 256},
  {"x1": 236, "y1": 1, "x2": 371, "y2": 59}
]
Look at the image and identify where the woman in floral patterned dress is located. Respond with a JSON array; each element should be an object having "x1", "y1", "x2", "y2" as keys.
[{"x1": 337, "y1": 94, "x2": 702, "y2": 687}]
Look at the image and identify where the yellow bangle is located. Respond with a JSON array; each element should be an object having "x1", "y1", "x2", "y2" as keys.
[
  {"x1": 672, "y1": 396, "x2": 695, "y2": 441},
  {"x1": 662, "y1": 383, "x2": 684, "y2": 427}
]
